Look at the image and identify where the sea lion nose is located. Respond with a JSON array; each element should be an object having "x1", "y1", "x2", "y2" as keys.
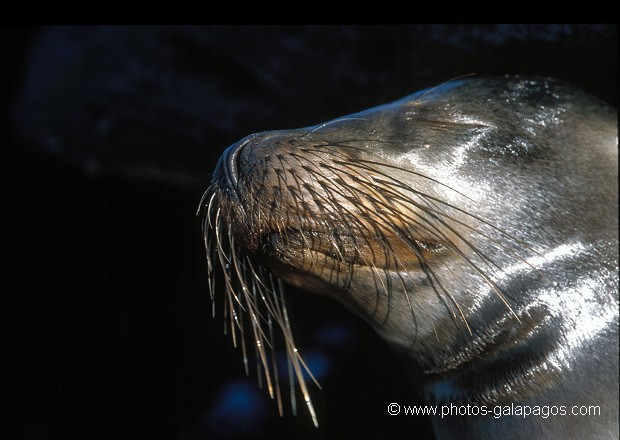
[
  {"x1": 221, "y1": 137, "x2": 247, "y2": 188},
  {"x1": 216, "y1": 133, "x2": 260, "y2": 201}
]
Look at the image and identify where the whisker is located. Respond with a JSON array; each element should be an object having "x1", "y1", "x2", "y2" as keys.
[{"x1": 202, "y1": 187, "x2": 320, "y2": 426}]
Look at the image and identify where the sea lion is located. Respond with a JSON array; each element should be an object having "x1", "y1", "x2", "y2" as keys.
[{"x1": 200, "y1": 76, "x2": 619, "y2": 439}]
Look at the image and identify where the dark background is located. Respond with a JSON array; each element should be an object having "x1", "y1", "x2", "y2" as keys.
[{"x1": 4, "y1": 25, "x2": 618, "y2": 440}]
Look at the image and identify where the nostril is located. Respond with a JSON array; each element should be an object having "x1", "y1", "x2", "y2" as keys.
[{"x1": 222, "y1": 135, "x2": 252, "y2": 188}]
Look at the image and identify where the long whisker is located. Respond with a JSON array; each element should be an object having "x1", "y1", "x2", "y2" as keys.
[{"x1": 202, "y1": 187, "x2": 320, "y2": 426}]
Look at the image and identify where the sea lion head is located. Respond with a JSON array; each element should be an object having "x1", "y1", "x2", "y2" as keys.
[{"x1": 201, "y1": 76, "x2": 618, "y2": 425}]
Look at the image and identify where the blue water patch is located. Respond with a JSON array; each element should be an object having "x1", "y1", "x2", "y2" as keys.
[
  {"x1": 300, "y1": 350, "x2": 331, "y2": 381},
  {"x1": 312, "y1": 320, "x2": 356, "y2": 348},
  {"x1": 203, "y1": 380, "x2": 270, "y2": 437},
  {"x1": 432, "y1": 379, "x2": 458, "y2": 403}
]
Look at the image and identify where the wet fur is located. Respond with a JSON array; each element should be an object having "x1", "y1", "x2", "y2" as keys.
[{"x1": 201, "y1": 76, "x2": 618, "y2": 439}]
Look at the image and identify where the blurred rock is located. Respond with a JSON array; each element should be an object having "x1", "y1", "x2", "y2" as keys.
[{"x1": 12, "y1": 25, "x2": 618, "y2": 188}]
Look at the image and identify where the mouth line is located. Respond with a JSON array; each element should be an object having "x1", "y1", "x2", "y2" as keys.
[
  {"x1": 260, "y1": 227, "x2": 366, "y2": 265},
  {"x1": 261, "y1": 226, "x2": 444, "y2": 270}
]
